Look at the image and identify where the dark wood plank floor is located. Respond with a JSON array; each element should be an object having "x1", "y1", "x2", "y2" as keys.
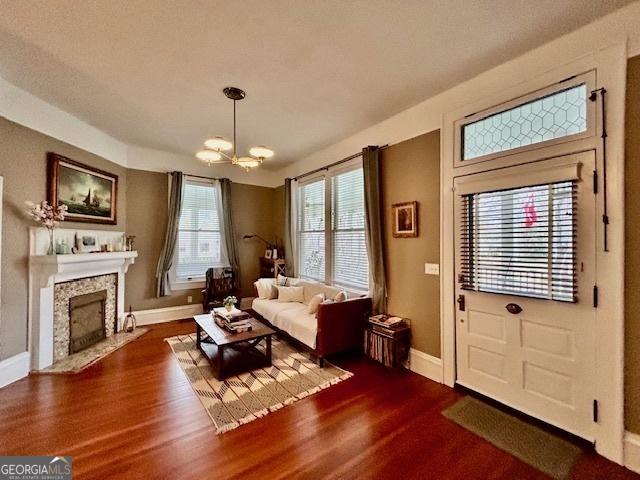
[{"x1": 0, "y1": 320, "x2": 636, "y2": 479}]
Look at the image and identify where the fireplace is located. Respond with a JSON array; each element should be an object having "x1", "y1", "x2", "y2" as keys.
[{"x1": 69, "y1": 290, "x2": 107, "y2": 354}]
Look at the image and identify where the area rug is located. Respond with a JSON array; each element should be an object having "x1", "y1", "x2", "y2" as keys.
[
  {"x1": 37, "y1": 328, "x2": 149, "y2": 374},
  {"x1": 442, "y1": 396, "x2": 583, "y2": 479},
  {"x1": 166, "y1": 333, "x2": 353, "y2": 434}
]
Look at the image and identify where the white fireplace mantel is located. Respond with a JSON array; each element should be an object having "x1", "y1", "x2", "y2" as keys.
[{"x1": 28, "y1": 250, "x2": 138, "y2": 370}]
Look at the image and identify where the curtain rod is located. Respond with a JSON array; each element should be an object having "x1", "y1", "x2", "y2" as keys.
[
  {"x1": 292, "y1": 144, "x2": 389, "y2": 181},
  {"x1": 177, "y1": 172, "x2": 223, "y2": 182}
]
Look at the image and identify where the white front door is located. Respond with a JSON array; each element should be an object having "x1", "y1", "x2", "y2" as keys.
[{"x1": 454, "y1": 151, "x2": 596, "y2": 440}]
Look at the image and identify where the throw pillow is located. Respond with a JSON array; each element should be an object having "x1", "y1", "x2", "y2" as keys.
[
  {"x1": 334, "y1": 290, "x2": 347, "y2": 302},
  {"x1": 277, "y1": 286, "x2": 305, "y2": 303},
  {"x1": 277, "y1": 274, "x2": 300, "y2": 286},
  {"x1": 307, "y1": 293, "x2": 325, "y2": 314},
  {"x1": 254, "y1": 278, "x2": 276, "y2": 299}
]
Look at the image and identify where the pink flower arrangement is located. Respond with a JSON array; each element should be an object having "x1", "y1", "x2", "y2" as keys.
[{"x1": 25, "y1": 200, "x2": 68, "y2": 229}]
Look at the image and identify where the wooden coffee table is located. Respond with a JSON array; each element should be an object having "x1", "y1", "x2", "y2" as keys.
[{"x1": 193, "y1": 313, "x2": 275, "y2": 380}]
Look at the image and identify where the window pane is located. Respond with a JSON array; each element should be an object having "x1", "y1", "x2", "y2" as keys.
[
  {"x1": 460, "y1": 181, "x2": 576, "y2": 302},
  {"x1": 332, "y1": 168, "x2": 368, "y2": 290},
  {"x1": 462, "y1": 84, "x2": 587, "y2": 161},
  {"x1": 176, "y1": 181, "x2": 222, "y2": 279},
  {"x1": 299, "y1": 231, "x2": 325, "y2": 281},
  {"x1": 299, "y1": 179, "x2": 325, "y2": 280}
]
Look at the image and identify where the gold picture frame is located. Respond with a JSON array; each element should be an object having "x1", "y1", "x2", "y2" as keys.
[{"x1": 392, "y1": 201, "x2": 418, "y2": 238}]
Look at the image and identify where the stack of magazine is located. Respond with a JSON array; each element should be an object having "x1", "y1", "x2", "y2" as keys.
[
  {"x1": 213, "y1": 308, "x2": 253, "y2": 333},
  {"x1": 369, "y1": 314, "x2": 406, "y2": 335}
]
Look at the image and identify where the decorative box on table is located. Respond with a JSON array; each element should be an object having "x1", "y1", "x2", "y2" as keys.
[{"x1": 364, "y1": 315, "x2": 411, "y2": 368}]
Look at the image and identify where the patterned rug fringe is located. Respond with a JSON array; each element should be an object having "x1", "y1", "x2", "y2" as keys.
[{"x1": 165, "y1": 334, "x2": 353, "y2": 435}]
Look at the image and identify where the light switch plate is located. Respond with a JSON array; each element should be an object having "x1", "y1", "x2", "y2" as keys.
[{"x1": 424, "y1": 263, "x2": 440, "y2": 275}]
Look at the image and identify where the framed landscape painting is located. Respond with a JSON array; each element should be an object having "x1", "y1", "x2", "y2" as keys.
[
  {"x1": 392, "y1": 201, "x2": 418, "y2": 238},
  {"x1": 47, "y1": 153, "x2": 118, "y2": 225}
]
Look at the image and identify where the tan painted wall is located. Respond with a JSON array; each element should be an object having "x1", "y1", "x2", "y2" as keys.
[
  {"x1": 124, "y1": 169, "x2": 201, "y2": 311},
  {"x1": 0, "y1": 118, "x2": 127, "y2": 360},
  {"x1": 231, "y1": 183, "x2": 279, "y2": 298},
  {"x1": 125, "y1": 171, "x2": 282, "y2": 309},
  {"x1": 625, "y1": 55, "x2": 640, "y2": 434},
  {"x1": 381, "y1": 131, "x2": 441, "y2": 357},
  {"x1": 0, "y1": 119, "x2": 282, "y2": 359}
]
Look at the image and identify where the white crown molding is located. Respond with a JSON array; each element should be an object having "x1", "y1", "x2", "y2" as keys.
[
  {"x1": 0, "y1": 352, "x2": 30, "y2": 389},
  {"x1": 0, "y1": 76, "x2": 129, "y2": 167}
]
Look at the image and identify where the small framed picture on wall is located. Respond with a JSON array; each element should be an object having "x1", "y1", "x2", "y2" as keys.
[
  {"x1": 265, "y1": 249, "x2": 273, "y2": 259},
  {"x1": 392, "y1": 201, "x2": 418, "y2": 238}
]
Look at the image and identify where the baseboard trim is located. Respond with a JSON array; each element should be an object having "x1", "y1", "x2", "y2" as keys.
[
  {"x1": 625, "y1": 431, "x2": 640, "y2": 474},
  {"x1": 133, "y1": 304, "x2": 203, "y2": 326},
  {"x1": 0, "y1": 352, "x2": 30, "y2": 388},
  {"x1": 409, "y1": 348, "x2": 443, "y2": 383}
]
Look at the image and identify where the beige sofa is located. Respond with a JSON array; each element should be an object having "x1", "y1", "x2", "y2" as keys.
[{"x1": 251, "y1": 278, "x2": 372, "y2": 365}]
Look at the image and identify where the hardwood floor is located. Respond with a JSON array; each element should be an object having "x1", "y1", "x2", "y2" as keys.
[{"x1": 0, "y1": 320, "x2": 637, "y2": 479}]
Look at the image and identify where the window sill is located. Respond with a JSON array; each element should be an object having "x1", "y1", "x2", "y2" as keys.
[{"x1": 171, "y1": 278, "x2": 205, "y2": 291}]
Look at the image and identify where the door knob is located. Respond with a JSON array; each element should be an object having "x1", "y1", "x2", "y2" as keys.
[{"x1": 505, "y1": 303, "x2": 522, "y2": 314}]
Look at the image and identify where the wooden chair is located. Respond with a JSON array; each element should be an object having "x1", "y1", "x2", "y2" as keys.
[{"x1": 201, "y1": 267, "x2": 237, "y2": 313}]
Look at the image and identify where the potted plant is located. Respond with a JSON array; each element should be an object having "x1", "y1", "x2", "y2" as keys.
[
  {"x1": 223, "y1": 296, "x2": 238, "y2": 312},
  {"x1": 26, "y1": 200, "x2": 68, "y2": 255}
]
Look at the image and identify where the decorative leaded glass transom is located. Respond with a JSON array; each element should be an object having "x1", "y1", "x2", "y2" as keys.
[{"x1": 462, "y1": 84, "x2": 588, "y2": 161}]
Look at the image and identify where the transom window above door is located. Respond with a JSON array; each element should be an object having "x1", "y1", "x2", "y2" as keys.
[
  {"x1": 458, "y1": 72, "x2": 595, "y2": 164},
  {"x1": 459, "y1": 181, "x2": 577, "y2": 302}
]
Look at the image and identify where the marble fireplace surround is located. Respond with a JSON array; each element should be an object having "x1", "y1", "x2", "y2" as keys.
[
  {"x1": 28, "y1": 228, "x2": 137, "y2": 371},
  {"x1": 54, "y1": 274, "x2": 117, "y2": 363}
]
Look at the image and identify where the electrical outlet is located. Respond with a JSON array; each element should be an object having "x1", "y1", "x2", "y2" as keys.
[
  {"x1": 424, "y1": 263, "x2": 440, "y2": 275},
  {"x1": 187, "y1": 295, "x2": 193, "y2": 304}
]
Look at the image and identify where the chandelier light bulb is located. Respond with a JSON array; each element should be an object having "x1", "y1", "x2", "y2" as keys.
[
  {"x1": 195, "y1": 150, "x2": 222, "y2": 162},
  {"x1": 236, "y1": 157, "x2": 260, "y2": 169},
  {"x1": 204, "y1": 137, "x2": 233, "y2": 151},
  {"x1": 249, "y1": 146, "x2": 274, "y2": 159}
]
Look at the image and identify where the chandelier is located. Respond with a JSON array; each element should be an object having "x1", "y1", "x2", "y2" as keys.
[{"x1": 195, "y1": 87, "x2": 274, "y2": 171}]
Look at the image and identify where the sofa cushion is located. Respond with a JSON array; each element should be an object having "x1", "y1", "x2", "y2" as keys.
[
  {"x1": 274, "y1": 307, "x2": 318, "y2": 349},
  {"x1": 276, "y1": 286, "x2": 304, "y2": 303},
  {"x1": 297, "y1": 280, "x2": 325, "y2": 304},
  {"x1": 252, "y1": 298, "x2": 301, "y2": 323}
]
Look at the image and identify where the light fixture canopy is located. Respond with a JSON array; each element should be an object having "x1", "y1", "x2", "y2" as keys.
[
  {"x1": 194, "y1": 87, "x2": 274, "y2": 172},
  {"x1": 204, "y1": 137, "x2": 233, "y2": 151}
]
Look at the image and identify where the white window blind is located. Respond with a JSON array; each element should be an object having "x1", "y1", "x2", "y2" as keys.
[
  {"x1": 176, "y1": 180, "x2": 224, "y2": 280},
  {"x1": 460, "y1": 181, "x2": 577, "y2": 302},
  {"x1": 298, "y1": 179, "x2": 325, "y2": 281},
  {"x1": 332, "y1": 168, "x2": 368, "y2": 290}
]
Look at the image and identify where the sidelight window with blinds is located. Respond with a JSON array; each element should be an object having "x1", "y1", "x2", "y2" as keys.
[
  {"x1": 459, "y1": 180, "x2": 577, "y2": 302},
  {"x1": 297, "y1": 164, "x2": 369, "y2": 291},
  {"x1": 175, "y1": 179, "x2": 226, "y2": 281}
]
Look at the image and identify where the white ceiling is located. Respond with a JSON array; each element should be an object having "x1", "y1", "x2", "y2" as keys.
[{"x1": 0, "y1": 0, "x2": 633, "y2": 170}]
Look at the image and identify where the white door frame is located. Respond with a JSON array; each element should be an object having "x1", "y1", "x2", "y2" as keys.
[{"x1": 440, "y1": 43, "x2": 627, "y2": 463}]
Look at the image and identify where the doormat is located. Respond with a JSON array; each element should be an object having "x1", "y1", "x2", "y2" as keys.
[
  {"x1": 442, "y1": 396, "x2": 583, "y2": 479},
  {"x1": 166, "y1": 333, "x2": 353, "y2": 434}
]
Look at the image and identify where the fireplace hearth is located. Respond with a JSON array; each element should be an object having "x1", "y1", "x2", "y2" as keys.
[{"x1": 69, "y1": 290, "x2": 107, "y2": 354}]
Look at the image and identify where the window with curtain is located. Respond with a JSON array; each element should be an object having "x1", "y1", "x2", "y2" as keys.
[
  {"x1": 459, "y1": 180, "x2": 577, "y2": 302},
  {"x1": 298, "y1": 178, "x2": 325, "y2": 281},
  {"x1": 332, "y1": 168, "x2": 368, "y2": 290},
  {"x1": 174, "y1": 179, "x2": 225, "y2": 281},
  {"x1": 296, "y1": 163, "x2": 369, "y2": 291}
]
